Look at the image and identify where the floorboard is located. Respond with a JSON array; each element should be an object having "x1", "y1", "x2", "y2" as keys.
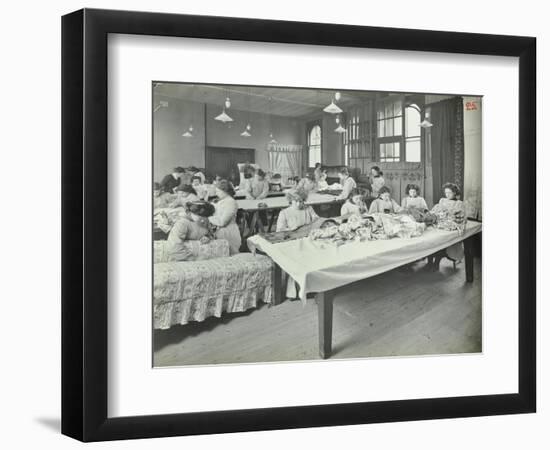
[{"x1": 153, "y1": 257, "x2": 482, "y2": 366}]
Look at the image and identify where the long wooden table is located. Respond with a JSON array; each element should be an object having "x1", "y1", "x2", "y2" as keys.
[
  {"x1": 237, "y1": 192, "x2": 344, "y2": 237},
  {"x1": 248, "y1": 220, "x2": 482, "y2": 359}
]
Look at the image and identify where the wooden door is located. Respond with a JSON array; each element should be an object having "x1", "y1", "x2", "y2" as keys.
[{"x1": 205, "y1": 147, "x2": 255, "y2": 185}]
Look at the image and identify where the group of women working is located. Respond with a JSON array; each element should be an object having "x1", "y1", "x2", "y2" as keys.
[
  {"x1": 154, "y1": 163, "x2": 466, "y2": 265},
  {"x1": 154, "y1": 175, "x2": 242, "y2": 261}
]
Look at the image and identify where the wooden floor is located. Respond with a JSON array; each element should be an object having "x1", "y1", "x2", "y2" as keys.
[{"x1": 153, "y1": 257, "x2": 482, "y2": 367}]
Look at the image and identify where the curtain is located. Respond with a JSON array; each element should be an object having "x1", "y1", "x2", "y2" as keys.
[
  {"x1": 430, "y1": 97, "x2": 464, "y2": 201},
  {"x1": 267, "y1": 144, "x2": 303, "y2": 183}
]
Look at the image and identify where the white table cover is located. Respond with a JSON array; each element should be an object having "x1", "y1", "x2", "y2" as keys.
[
  {"x1": 237, "y1": 192, "x2": 340, "y2": 211},
  {"x1": 248, "y1": 221, "x2": 482, "y2": 302}
]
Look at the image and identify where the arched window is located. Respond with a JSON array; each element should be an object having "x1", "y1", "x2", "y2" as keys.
[
  {"x1": 376, "y1": 97, "x2": 423, "y2": 163},
  {"x1": 307, "y1": 123, "x2": 322, "y2": 168},
  {"x1": 405, "y1": 104, "x2": 421, "y2": 162}
]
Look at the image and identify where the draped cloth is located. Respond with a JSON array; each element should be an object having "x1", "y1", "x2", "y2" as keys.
[
  {"x1": 429, "y1": 97, "x2": 465, "y2": 199},
  {"x1": 267, "y1": 144, "x2": 302, "y2": 182}
]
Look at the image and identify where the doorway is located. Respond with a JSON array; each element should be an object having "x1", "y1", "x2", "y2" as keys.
[{"x1": 205, "y1": 146, "x2": 255, "y2": 186}]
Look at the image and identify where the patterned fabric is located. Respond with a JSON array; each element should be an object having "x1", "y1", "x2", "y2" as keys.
[
  {"x1": 154, "y1": 239, "x2": 230, "y2": 263},
  {"x1": 153, "y1": 254, "x2": 273, "y2": 329}
]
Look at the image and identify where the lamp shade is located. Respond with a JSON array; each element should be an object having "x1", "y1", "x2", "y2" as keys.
[
  {"x1": 323, "y1": 101, "x2": 343, "y2": 114},
  {"x1": 419, "y1": 111, "x2": 433, "y2": 128},
  {"x1": 334, "y1": 124, "x2": 347, "y2": 133},
  {"x1": 214, "y1": 109, "x2": 233, "y2": 123}
]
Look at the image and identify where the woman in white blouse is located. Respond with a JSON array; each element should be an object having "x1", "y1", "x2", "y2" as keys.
[
  {"x1": 401, "y1": 184, "x2": 429, "y2": 210},
  {"x1": 209, "y1": 180, "x2": 242, "y2": 254},
  {"x1": 336, "y1": 167, "x2": 357, "y2": 200},
  {"x1": 370, "y1": 166, "x2": 385, "y2": 197},
  {"x1": 368, "y1": 186, "x2": 402, "y2": 214},
  {"x1": 340, "y1": 188, "x2": 367, "y2": 217},
  {"x1": 276, "y1": 188, "x2": 319, "y2": 232}
]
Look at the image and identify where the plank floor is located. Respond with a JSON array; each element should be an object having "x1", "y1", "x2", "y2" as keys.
[{"x1": 153, "y1": 257, "x2": 482, "y2": 367}]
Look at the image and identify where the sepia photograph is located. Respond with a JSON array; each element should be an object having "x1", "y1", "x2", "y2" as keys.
[{"x1": 152, "y1": 82, "x2": 483, "y2": 367}]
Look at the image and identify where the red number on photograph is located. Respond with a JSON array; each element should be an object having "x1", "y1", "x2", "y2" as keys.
[{"x1": 465, "y1": 101, "x2": 478, "y2": 111}]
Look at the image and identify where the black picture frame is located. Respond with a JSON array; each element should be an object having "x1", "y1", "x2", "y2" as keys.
[{"x1": 61, "y1": 8, "x2": 536, "y2": 442}]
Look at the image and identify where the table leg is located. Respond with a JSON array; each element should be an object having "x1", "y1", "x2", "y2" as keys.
[
  {"x1": 267, "y1": 210, "x2": 277, "y2": 232},
  {"x1": 272, "y1": 263, "x2": 284, "y2": 306},
  {"x1": 317, "y1": 290, "x2": 334, "y2": 359},
  {"x1": 464, "y1": 236, "x2": 474, "y2": 283},
  {"x1": 251, "y1": 212, "x2": 259, "y2": 235}
]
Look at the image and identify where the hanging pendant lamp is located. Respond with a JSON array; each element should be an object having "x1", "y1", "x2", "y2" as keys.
[
  {"x1": 214, "y1": 108, "x2": 233, "y2": 123},
  {"x1": 334, "y1": 124, "x2": 347, "y2": 133},
  {"x1": 323, "y1": 100, "x2": 343, "y2": 114},
  {"x1": 241, "y1": 90, "x2": 252, "y2": 136},
  {"x1": 268, "y1": 97, "x2": 277, "y2": 144},
  {"x1": 182, "y1": 124, "x2": 194, "y2": 137},
  {"x1": 334, "y1": 114, "x2": 346, "y2": 133},
  {"x1": 419, "y1": 111, "x2": 433, "y2": 128}
]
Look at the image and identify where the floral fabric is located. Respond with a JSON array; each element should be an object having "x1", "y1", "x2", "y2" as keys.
[
  {"x1": 153, "y1": 254, "x2": 273, "y2": 329},
  {"x1": 154, "y1": 239, "x2": 230, "y2": 263}
]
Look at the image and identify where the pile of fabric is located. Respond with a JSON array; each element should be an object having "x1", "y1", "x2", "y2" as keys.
[
  {"x1": 154, "y1": 207, "x2": 188, "y2": 234},
  {"x1": 308, "y1": 212, "x2": 426, "y2": 246},
  {"x1": 430, "y1": 204, "x2": 466, "y2": 235}
]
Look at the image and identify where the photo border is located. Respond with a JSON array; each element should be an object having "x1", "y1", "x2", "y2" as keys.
[{"x1": 61, "y1": 8, "x2": 536, "y2": 441}]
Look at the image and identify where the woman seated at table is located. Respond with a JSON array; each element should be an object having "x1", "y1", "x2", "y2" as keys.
[
  {"x1": 191, "y1": 176, "x2": 209, "y2": 201},
  {"x1": 165, "y1": 201, "x2": 215, "y2": 261},
  {"x1": 209, "y1": 179, "x2": 242, "y2": 255},
  {"x1": 245, "y1": 169, "x2": 270, "y2": 200},
  {"x1": 336, "y1": 167, "x2": 357, "y2": 200},
  {"x1": 269, "y1": 173, "x2": 283, "y2": 192},
  {"x1": 401, "y1": 183, "x2": 429, "y2": 211},
  {"x1": 431, "y1": 182, "x2": 467, "y2": 262},
  {"x1": 212, "y1": 174, "x2": 223, "y2": 188},
  {"x1": 317, "y1": 168, "x2": 329, "y2": 191},
  {"x1": 276, "y1": 188, "x2": 319, "y2": 300},
  {"x1": 276, "y1": 188, "x2": 319, "y2": 232},
  {"x1": 187, "y1": 166, "x2": 206, "y2": 184},
  {"x1": 168, "y1": 184, "x2": 199, "y2": 208},
  {"x1": 153, "y1": 182, "x2": 175, "y2": 209},
  {"x1": 340, "y1": 188, "x2": 367, "y2": 217},
  {"x1": 368, "y1": 186, "x2": 402, "y2": 214},
  {"x1": 296, "y1": 172, "x2": 317, "y2": 194},
  {"x1": 370, "y1": 166, "x2": 385, "y2": 197}
]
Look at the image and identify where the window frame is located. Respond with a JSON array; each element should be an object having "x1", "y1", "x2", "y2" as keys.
[
  {"x1": 306, "y1": 120, "x2": 322, "y2": 169},
  {"x1": 375, "y1": 95, "x2": 424, "y2": 163}
]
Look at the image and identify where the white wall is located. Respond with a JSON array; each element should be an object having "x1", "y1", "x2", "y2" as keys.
[
  {"x1": 153, "y1": 94, "x2": 302, "y2": 180},
  {"x1": 0, "y1": 1, "x2": 546, "y2": 450},
  {"x1": 463, "y1": 96, "x2": 483, "y2": 219}
]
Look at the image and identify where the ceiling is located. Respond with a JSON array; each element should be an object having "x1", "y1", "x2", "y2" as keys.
[{"x1": 153, "y1": 82, "x2": 379, "y2": 118}]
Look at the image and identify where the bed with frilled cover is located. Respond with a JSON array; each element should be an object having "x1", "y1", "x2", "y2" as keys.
[{"x1": 154, "y1": 253, "x2": 273, "y2": 329}]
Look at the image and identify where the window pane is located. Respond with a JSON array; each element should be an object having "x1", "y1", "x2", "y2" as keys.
[
  {"x1": 388, "y1": 143, "x2": 395, "y2": 158},
  {"x1": 386, "y1": 119, "x2": 393, "y2": 136},
  {"x1": 406, "y1": 107, "x2": 420, "y2": 137},
  {"x1": 377, "y1": 120, "x2": 384, "y2": 137},
  {"x1": 393, "y1": 142, "x2": 400, "y2": 159},
  {"x1": 380, "y1": 143, "x2": 386, "y2": 159},
  {"x1": 385, "y1": 102, "x2": 393, "y2": 118},
  {"x1": 406, "y1": 138, "x2": 421, "y2": 162},
  {"x1": 309, "y1": 145, "x2": 321, "y2": 167},
  {"x1": 394, "y1": 100, "x2": 401, "y2": 116},
  {"x1": 394, "y1": 117, "x2": 402, "y2": 136}
]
